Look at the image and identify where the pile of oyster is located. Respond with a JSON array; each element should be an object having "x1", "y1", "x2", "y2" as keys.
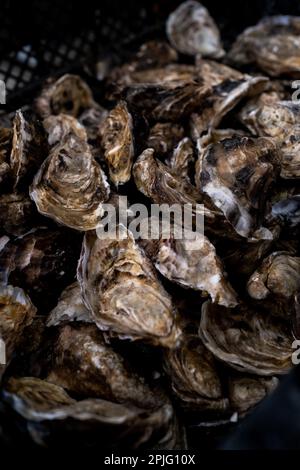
[{"x1": 0, "y1": 1, "x2": 299, "y2": 450}]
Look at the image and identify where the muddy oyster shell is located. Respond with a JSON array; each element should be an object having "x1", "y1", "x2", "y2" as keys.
[
  {"x1": 272, "y1": 195, "x2": 300, "y2": 227},
  {"x1": 77, "y1": 228, "x2": 181, "y2": 348},
  {"x1": 10, "y1": 110, "x2": 48, "y2": 190},
  {"x1": 164, "y1": 333, "x2": 228, "y2": 413},
  {"x1": 30, "y1": 117, "x2": 110, "y2": 231},
  {"x1": 0, "y1": 285, "x2": 36, "y2": 379},
  {"x1": 36, "y1": 74, "x2": 95, "y2": 118},
  {"x1": 239, "y1": 99, "x2": 300, "y2": 179},
  {"x1": 228, "y1": 15, "x2": 300, "y2": 77},
  {"x1": 2, "y1": 377, "x2": 177, "y2": 449},
  {"x1": 0, "y1": 193, "x2": 38, "y2": 236},
  {"x1": 0, "y1": 227, "x2": 81, "y2": 313},
  {"x1": 147, "y1": 122, "x2": 184, "y2": 156},
  {"x1": 47, "y1": 322, "x2": 166, "y2": 409},
  {"x1": 125, "y1": 81, "x2": 211, "y2": 122},
  {"x1": 166, "y1": 1, "x2": 224, "y2": 58},
  {"x1": 199, "y1": 301, "x2": 293, "y2": 375},
  {"x1": 228, "y1": 374, "x2": 278, "y2": 415},
  {"x1": 99, "y1": 101, "x2": 134, "y2": 186},
  {"x1": 141, "y1": 226, "x2": 237, "y2": 308},
  {"x1": 47, "y1": 283, "x2": 92, "y2": 327},
  {"x1": 247, "y1": 252, "x2": 300, "y2": 301},
  {"x1": 196, "y1": 136, "x2": 280, "y2": 238}
]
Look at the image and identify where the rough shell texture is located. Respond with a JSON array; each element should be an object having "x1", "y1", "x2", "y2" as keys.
[
  {"x1": 199, "y1": 301, "x2": 293, "y2": 375},
  {"x1": 272, "y1": 195, "x2": 300, "y2": 227},
  {"x1": 77, "y1": 228, "x2": 182, "y2": 348},
  {"x1": 2, "y1": 377, "x2": 178, "y2": 449},
  {"x1": 30, "y1": 117, "x2": 110, "y2": 231},
  {"x1": 0, "y1": 193, "x2": 38, "y2": 236},
  {"x1": 147, "y1": 122, "x2": 184, "y2": 156},
  {"x1": 99, "y1": 101, "x2": 134, "y2": 186},
  {"x1": 166, "y1": 137, "x2": 194, "y2": 180},
  {"x1": 228, "y1": 15, "x2": 300, "y2": 77},
  {"x1": 166, "y1": 1, "x2": 224, "y2": 58},
  {"x1": 46, "y1": 283, "x2": 92, "y2": 327}
]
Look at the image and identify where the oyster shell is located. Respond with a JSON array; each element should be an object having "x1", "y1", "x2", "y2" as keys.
[
  {"x1": 195, "y1": 58, "x2": 244, "y2": 87},
  {"x1": 0, "y1": 227, "x2": 82, "y2": 313},
  {"x1": 228, "y1": 374, "x2": 278, "y2": 415},
  {"x1": 0, "y1": 193, "x2": 38, "y2": 236},
  {"x1": 2, "y1": 377, "x2": 177, "y2": 449},
  {"x1": 0, "y1": 127, "x2": 12, "y2": 187},
  {"x1": 47, "y1": 283, "x2": 92, "y2": 327},
  {"x1": 43, "y1": 113, "x2": 88, "y2": 146},
  {"x1": 77, "y1": 228, "x2": 181, "y2": 348},
  {"x1": 10, "y1": 110, "x2": 48, "y2": 190},
  {"x1": 0, "y1": 284, "x2": 36, "y2": 379},
  {"x1": 272, "y1": 195, "x2": 300, "y2": 227},
  {"x1": 239, "y1": 99, "x2": 300, "y2": 179},
  {"x1": 228, "y1": 15, "x2": 300, "y2": 77},
  {"x1": 147, "y1": 122, "x2": 184, "y2": 156},
  {"x1": 164, "y1": 333, "x2": 228, "y2": 413},
  {"x1": 30, "y1": 117, "x2": 110, "y2": 231},
  {"x1": 166, "y1": 137, "x2": 195, "y2": 180},
  {"x1": 166, "y1": 1, "x2": 224, "y2": 58},
  {"x1": 36, "y1": 74, "x2": 95, "y2": 118},
  {"x1": 199, "y1": 301, "x2": 293, "y2": 375},
  {"x1": 78, "y1": 105, "x2": 108, "y2": 143},
  {"x1": 47, "y1": 322, "x2": 166, "y2": 409},
  {"x1": 99, "y1": 101, "x2": 134, "y2": 186},
  {"x1": 196, "y1": 136, "x2": 280, "y2": 238},
  {"x1": 247, "y1": 252, "x2": 300, "y2": 301}
]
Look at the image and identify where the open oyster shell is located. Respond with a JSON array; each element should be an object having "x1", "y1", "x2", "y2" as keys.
[
  {"x1": 35, "y1": 74, "x2": 95, "y2": 118},
  {"x1": 30, "y1": 117, "x2": 110, "y2": 231},
  {"x1": 77, "y1": 228, "x2": 182, "y2": 348},
  {"x1": 47, "y1": 322, "x2": 167, "y2": 409},
  {"x1": 196, "y1": 136, "x2": 280, "y2": 238},
  {"x1": 163, "y1": 332, "x2": 228, "y2": 413},
  {"x1": 166, "y1": 1, "x2": 224, "y2": 58},
  {"x1": 1, "y1": 377, "x2": 178, "y2": 449},
  {"x1": 239, "y1": 99, "x2": 300, "y2": 179},
  {"x1": 99, "y1": 101, "x2": 134, "y2": 186},
  {"x1": 228, "y1": 15, "x2": 300, "y2": 77},
  {"x1": 199, "y1": 301, "x2": 293, "y2": 375},
  {"x1": 0, "y1": 285, "x2": 36, "y2": 379},
  {"x1": 247, "y1": 252, "x2": 300, "y2": 302}
]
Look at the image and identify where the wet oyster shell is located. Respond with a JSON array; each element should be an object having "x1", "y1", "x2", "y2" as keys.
[
  {"x1": 2, "y1": 377, "x2": 177, "y2": 449},
  {"x1": 77, "y1": 228, "x2": 181, "y2": 348},
  {"x1": 147, "y1": 122, "x2": 184, "y2": 157},
  {"x1": 30, "y1": 118, "x2": 110, "y2": 231},
  {"x1": 0, "y1": 284, "x2": 36, "y2": 379},
  {"x1": 247, "y1": 252, "x2": 300, "y2": 301},
  {"x1": 99, "y1": 101, "x2": 134, "y2": 186},
  {"x1": 199, "y1": 301, "x2": 293, "y2": 375},
  {"x1": 35, "y1": 74, "x2": 95, "y2": 118},
  {"x1": 164, "y1": 333, "x2": 229, "y2": 413},
  {"x1": 47, "y1": 322, "x2": 166, "y2": 409},
  {"x1": 197, "y1": 136, "x2": 280, "y2": 238},
  {"x1": 166, "y1": 1, "x2": 224, "y2": 58},
  {"x1": 0, "y1": 193, "x2": 38, "y2": 236},
  {"x1": 228, "y1": 16, "x2": 300, "y2": 77},
  {"x1": 228, "y1": 374, "x2": 278, "y2": 415},
  {"x1": 46, "y1": 283, "x2": 92, "y2": 327},
  {"x1": 239, "y1": 99, "x2": 300, "y2": 179}
]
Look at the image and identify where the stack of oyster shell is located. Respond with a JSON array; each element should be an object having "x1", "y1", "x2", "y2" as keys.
[{"x1": 0, "y1": 1, "x2": 299, "y2": 450}]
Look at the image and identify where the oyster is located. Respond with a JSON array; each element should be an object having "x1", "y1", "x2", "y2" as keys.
[
  {"x1": 141, "y1": 226, "x2": 237, "y2": 308},
  {"x1": 78, "y1": 105, "x2": 108, "y2": 143},
  {"x1": 0, "y1": 284, "x2": 36, "y2": 379},
  {"x1": 2, "y1": 377, "x2": 177, "y2": 449},
  {"x1": 166, "y1": 137, "x2": 195, "y2": 180},
  {"x1": 166, "y1": 1, "x2": 224, "y2": 58},
  {"x1": 35, "y1": 74, "x2": 95, "y2": 118},
  {"x1": 228, "y1": 374, "x2": 278, "y2": 415},
  {"x1": 247, "y1": 252, "x2": 300, "y2": 302},
  {"x1": 164, "y1": 333, "x2": 228, "y2": 412},
  {"x1": 228, "y1": 16, "x2": 300, "y2": 77},
  {"x1": 199, "y1": 301, "x2": 293, "y2": 375},
  {"x1": 30, "y1": 117, "x2": 110, "y2": 231},
  {"x1": 47, "y1": 322, "x2": 166, "y2": 409},
  {"x1": 196, "y1": 136, "x2": 280, "y2": 238},
  {"x1": 77, "y1": 228, "x2": 181, "y2": 348},
  {"x1": 147, "y1": 122, "x2": 184, "y2": 156},
  {"x1": 0, "y1": 227, "x2": 82, "y2": 313},
  {"x1": 0, "y1": 127, "x2": 12, "y2": 187},
  {"x1": 99, "y1": 101, "x2": 134, "y2": 186},
  {"x1": 10, "y1": 110, "x2": 48, "y2": 190},
  {"x1": 195, "y1": 58, "x2": 243, "y2": 87},
  {"x1": 125, "y1": 81, "x2": 211, "y2": 122},
  {"x1": 0, "y1": 193, "x2": 38, "y2": 236},
  {"x1": 47, "y1": 283, "x2": 92, "y2": 327},
  {"x1": 43, "y1": 113, "x2": 88, "y2": 146},
  {"x1": 239, "y1": 99, "x2": 300, "y2": 179},
  {"x1": 272, "y1": 195, "x2": 300, "y2": 227}
]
